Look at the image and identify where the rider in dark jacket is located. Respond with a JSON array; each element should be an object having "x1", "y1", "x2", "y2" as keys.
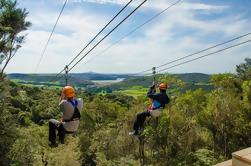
[{"x1": 129, "y1": 83, "x2": 170, "y2": 135}]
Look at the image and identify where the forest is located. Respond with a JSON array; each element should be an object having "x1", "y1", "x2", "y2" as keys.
[
  {"x1": 0, "y1": 58, "x2": 250, "y2": 166},
  {"x1": 1, "y1": 0, "x2": 251, "y2": 165}
]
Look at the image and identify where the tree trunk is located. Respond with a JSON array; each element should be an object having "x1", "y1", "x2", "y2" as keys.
[
  {"x1": 42, "y1": 152, "x2": 48, "y2": 166},
  {"x1": 0, "y1": 46, "x2": 13, "y2": 78}
]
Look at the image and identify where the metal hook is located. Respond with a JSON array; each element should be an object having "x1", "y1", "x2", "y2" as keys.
[
  {"x1": 64, "y1": 65, "x2": 69, "y2": 86},
  {"x1": 152, "y1": 67, "x2": 156, "y2": 83}
]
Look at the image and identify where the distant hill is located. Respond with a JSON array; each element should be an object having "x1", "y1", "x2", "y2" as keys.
[
  {"x1": 7, "y1": 73, "x2": 128, "y2": 81},
  {"x1": 69, "y1": 72, "x2": 129, "y2": 80},
  {"x1": 7, "y1": 73, "x2": 213, "y2": 91},
  {"x1": 174, "y1": 73, "x2": 211, "y2": 83},
  {"x1": 107, "y1": 73, "x2": 211, "y2": 89},
  {"x1": 7, "y1": 73, "x2": 129, "y2": 87},
  {"x1": 105, "y1": 73, "x2": 213, "y2": 93},
  {"x1": 7, "y1": 73, "x2": 92, "y2": 87}
]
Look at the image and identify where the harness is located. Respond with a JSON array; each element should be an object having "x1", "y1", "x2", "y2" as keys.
[
  {"x1": 64, "y1": 99, "x2": 81, "y2": 122},
  {"x1": 148, "y1": 99, "x2": 163, "y2": 118}
]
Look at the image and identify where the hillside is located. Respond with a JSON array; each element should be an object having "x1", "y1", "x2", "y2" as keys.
[
  {"x1": 174, "y1": 73, "x2": 211, "y2": 83},
  {"x1": 1, "y1": 59, "x2": 250, "y2": 165},
  {"x1": 106, "y1": 73, "x2": 213, "y2": 92},
  {"x1": 7, "y1": 73, "x2": 128, "y2": 81},
  {"x1": 7, "y1": 73, "x2": 213, "y2": 94},
  {"x1": 7, "y1": 73, "x2": 125, "y2": 87},
  {"x1": 7, "y1": 73, "x2": 213, "y2": 95},
  {"x1": 8, "y1": 72, "x2": 209, "y2": 84},
  {"x1": 1, "y1": 70, "x2": 251, "y2": 166}
]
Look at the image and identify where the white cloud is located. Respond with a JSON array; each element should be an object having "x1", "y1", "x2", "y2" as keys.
[
  {"x1": 7, "y1": 8, "x2": 108, "y2": 73},
  {"x1": 79, "y1": 1, "x2": 251, "y2": 74},
  {"x1": 77, "y1": 0, "x2": 229, "y2": 12},
  {"x1": 5, "y1": 0, "x2": 251, "y2": 74}
]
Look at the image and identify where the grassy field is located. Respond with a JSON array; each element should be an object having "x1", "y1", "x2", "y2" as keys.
[{"x1": 114, "y1": 86, "x2": 148, "y2": 98}]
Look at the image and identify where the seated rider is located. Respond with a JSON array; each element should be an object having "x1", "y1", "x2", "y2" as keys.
[
  {"x1": 129, "y1": 82, "x2": 170, "y2": 136},
  {"x1": 48, "y1": 86, "x2": 83, "y2": 147}
]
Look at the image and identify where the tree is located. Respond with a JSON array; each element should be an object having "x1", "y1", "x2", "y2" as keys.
[
  {"x1": 236, "y1": 58, "x2": 251, "y2": 81},
  {"x1": 0, "y1": 0, "x2": 31, "y2": 77},
  {"x1": 0, "y1": 107, "x2": 17, "y2": 166}
]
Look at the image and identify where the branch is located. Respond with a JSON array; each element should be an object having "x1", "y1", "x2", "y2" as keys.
[
  {"x1": 41, "y1": 152, "x2": 48, "y2": 166},
  {"x1": 10, "y1": 47, "x2": 19, "y2": 60},
  {"x1": 0, "y1": 38, "x2": 21, "y2": 77}
]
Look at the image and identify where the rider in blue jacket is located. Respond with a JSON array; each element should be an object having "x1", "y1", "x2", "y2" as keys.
[{"x1": 129, "y1": 83, "x2": 170, "y2": 135}]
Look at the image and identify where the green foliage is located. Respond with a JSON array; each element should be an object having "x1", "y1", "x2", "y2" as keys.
[
  {"x1": 1, "y1": 59, "x2": 251, "y2": 165},
  {"x1": 242, "y1": 80, "x2": 251, "y2": 110},
  {"x1": 184, "y1": 149, "x2": 224, "y2": 166},
  {"x1": 236, "y1": 58, "x2": 251, "y2": 81},
  {"x1": 8, "y1": 127, "x2": 41, "y2": 166},
  {"x1": 0, "y1": 0, "x2": 31, "y2": 76},
  {"x1": 0, "y1": 78, "x2": 17, "y2": 166},
  {"x1": 0, "y1": 108, "x2": 17, "y2": 166},
  {"x1": 0, "y1": 76, "x2": 10, "y2": 100}
]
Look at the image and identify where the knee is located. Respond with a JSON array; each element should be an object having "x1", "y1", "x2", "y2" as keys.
[
  {"x1": 136, "y1": 112, "x2": 142, "y2": 118},
  {"x1": 137, "y1": 111, "x2": 148, "y2": 116},
  {"x1": 49, "y1": 119, "x2": 54, "y2": 124},
  {"x1": 136, "y1": 111, "x2": 145, "y2": 118},
  {"x1": 48, "y1": 119, "x2": 58, "y2": 127}
]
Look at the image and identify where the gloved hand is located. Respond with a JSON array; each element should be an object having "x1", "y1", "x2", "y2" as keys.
[
  {"x1": 151, "y1": 80, "x2": 158, "y2": 88},
  {"x1": 153, "y1": 80, "x2": 158, "y2": 86},
  {"x1": 59, "y1": 93, "x2": 65, "y2": 102}
]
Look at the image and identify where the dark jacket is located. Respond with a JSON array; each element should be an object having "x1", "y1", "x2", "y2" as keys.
[{"x1": 147, "y1": 85, "x2": 170, "y2": 110}]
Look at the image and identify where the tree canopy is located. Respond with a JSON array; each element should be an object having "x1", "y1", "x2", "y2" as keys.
[
  {"x1": 0, "y1": 58, "x2": 250, "y2": 165},
  {"x1": 0, "y1": 0, "x2": 31, "y2": 77}
]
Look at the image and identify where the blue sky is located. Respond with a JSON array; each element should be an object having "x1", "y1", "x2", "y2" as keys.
[{"x1": 5, "y1": 0, "x2": 251, "y2": 74}]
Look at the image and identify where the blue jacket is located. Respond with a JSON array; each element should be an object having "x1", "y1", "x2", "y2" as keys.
[{"x1": 147, "y1": 85, "x2": 170, "y2": 110}]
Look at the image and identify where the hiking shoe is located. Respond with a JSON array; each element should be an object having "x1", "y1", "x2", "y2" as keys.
[
  {"x1": 60, "y1": 139, "x2": 65, "y2": 144},
  {"x1": 129, "y1": 130, "x2": 139, "y2": 136},
  {"x1": 49, "y1": 142, "x2": 58, "y2": 148}
]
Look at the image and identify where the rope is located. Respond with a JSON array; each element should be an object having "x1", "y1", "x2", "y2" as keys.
[
  {"x1": 49, "y1": 39, "x2": 251, "y2": 84},
  {"x1": 66, "y1": 0, "x2": 134, "y2": 68},
  {"x1": 68, "y1": 0, "x2": 148, "y2": 72},
  {"x1": 50, "y1": 0, "x2": 147, "y2": 83},
  {"x1": 157, "y1": 39, "x2": 251, "y2": 73},
  {"x1": 134, "y1": 32, "x2": 251, "y2": 75},
  {"x1": 35, "y1": 0, "x2": 68, "y2": 73},
  {"x1": 47, "y1": 6, "x2": 251, "y2": 84},
  {"x1": 82, "y1": 0, "x2": 182, "y2": 66}
]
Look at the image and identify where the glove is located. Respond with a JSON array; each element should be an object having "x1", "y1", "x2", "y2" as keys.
[
  {"x1": 152, "y1": 80, "x2": 158, "y2": 86},
  {"x1": 150, "y1": 82, "x2": 157, "y2": 89}
]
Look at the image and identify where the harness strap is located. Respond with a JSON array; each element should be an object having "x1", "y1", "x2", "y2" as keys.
[
  {"x1": 64, "y1": 99, "x2": 81, "y2": 122},
  {"x1": 69, "y1": 99, "x2": 78, "y2": 108}
]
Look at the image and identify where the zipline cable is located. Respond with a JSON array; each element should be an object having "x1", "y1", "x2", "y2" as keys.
[
  {"x1": 157, "y1": 39, "x2": 251, "y2": 73},
  {"x1": 68, "y1": 0, "x2": 148, "y2": 72},
  {"x1": 82, "y1": 0, "x2": 182, "y2": 66},
  {"x1": 49, "y1": 33, "x2": 251, "y2": 82},
  {"x1": 133, "y1": 32, "x2": 251, "y2": 75},
  {"x1": 49, "y1": 2, "x2": 251, "y2": 83},
  {"x1": 48, "y1": 40, "x2": 251, "y2": 84},
  {"x1": 48, "y1": 0, "x2": 134, "y2": 83},
  {"x1": 49, "y1": 0, "x2": 147, "y2": 83},
  {"x1": 35, "y1": 0, "x2": 68, "y2": 73},
  {"x1": 66, "y1": 0, "x2": 134, "y2": 68}
]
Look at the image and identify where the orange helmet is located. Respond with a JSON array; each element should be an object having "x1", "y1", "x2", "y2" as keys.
[
  {"x1": 158, "y1": 83, "x2": 168, "y2": 90},
  {"x1": 63, "y1": 86, "x2": 75, "y2": 98}
]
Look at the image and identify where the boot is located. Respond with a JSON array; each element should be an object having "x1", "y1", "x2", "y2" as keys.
[{"x1": 49, "y1": 141, "x2": 58, "y2": 148}]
